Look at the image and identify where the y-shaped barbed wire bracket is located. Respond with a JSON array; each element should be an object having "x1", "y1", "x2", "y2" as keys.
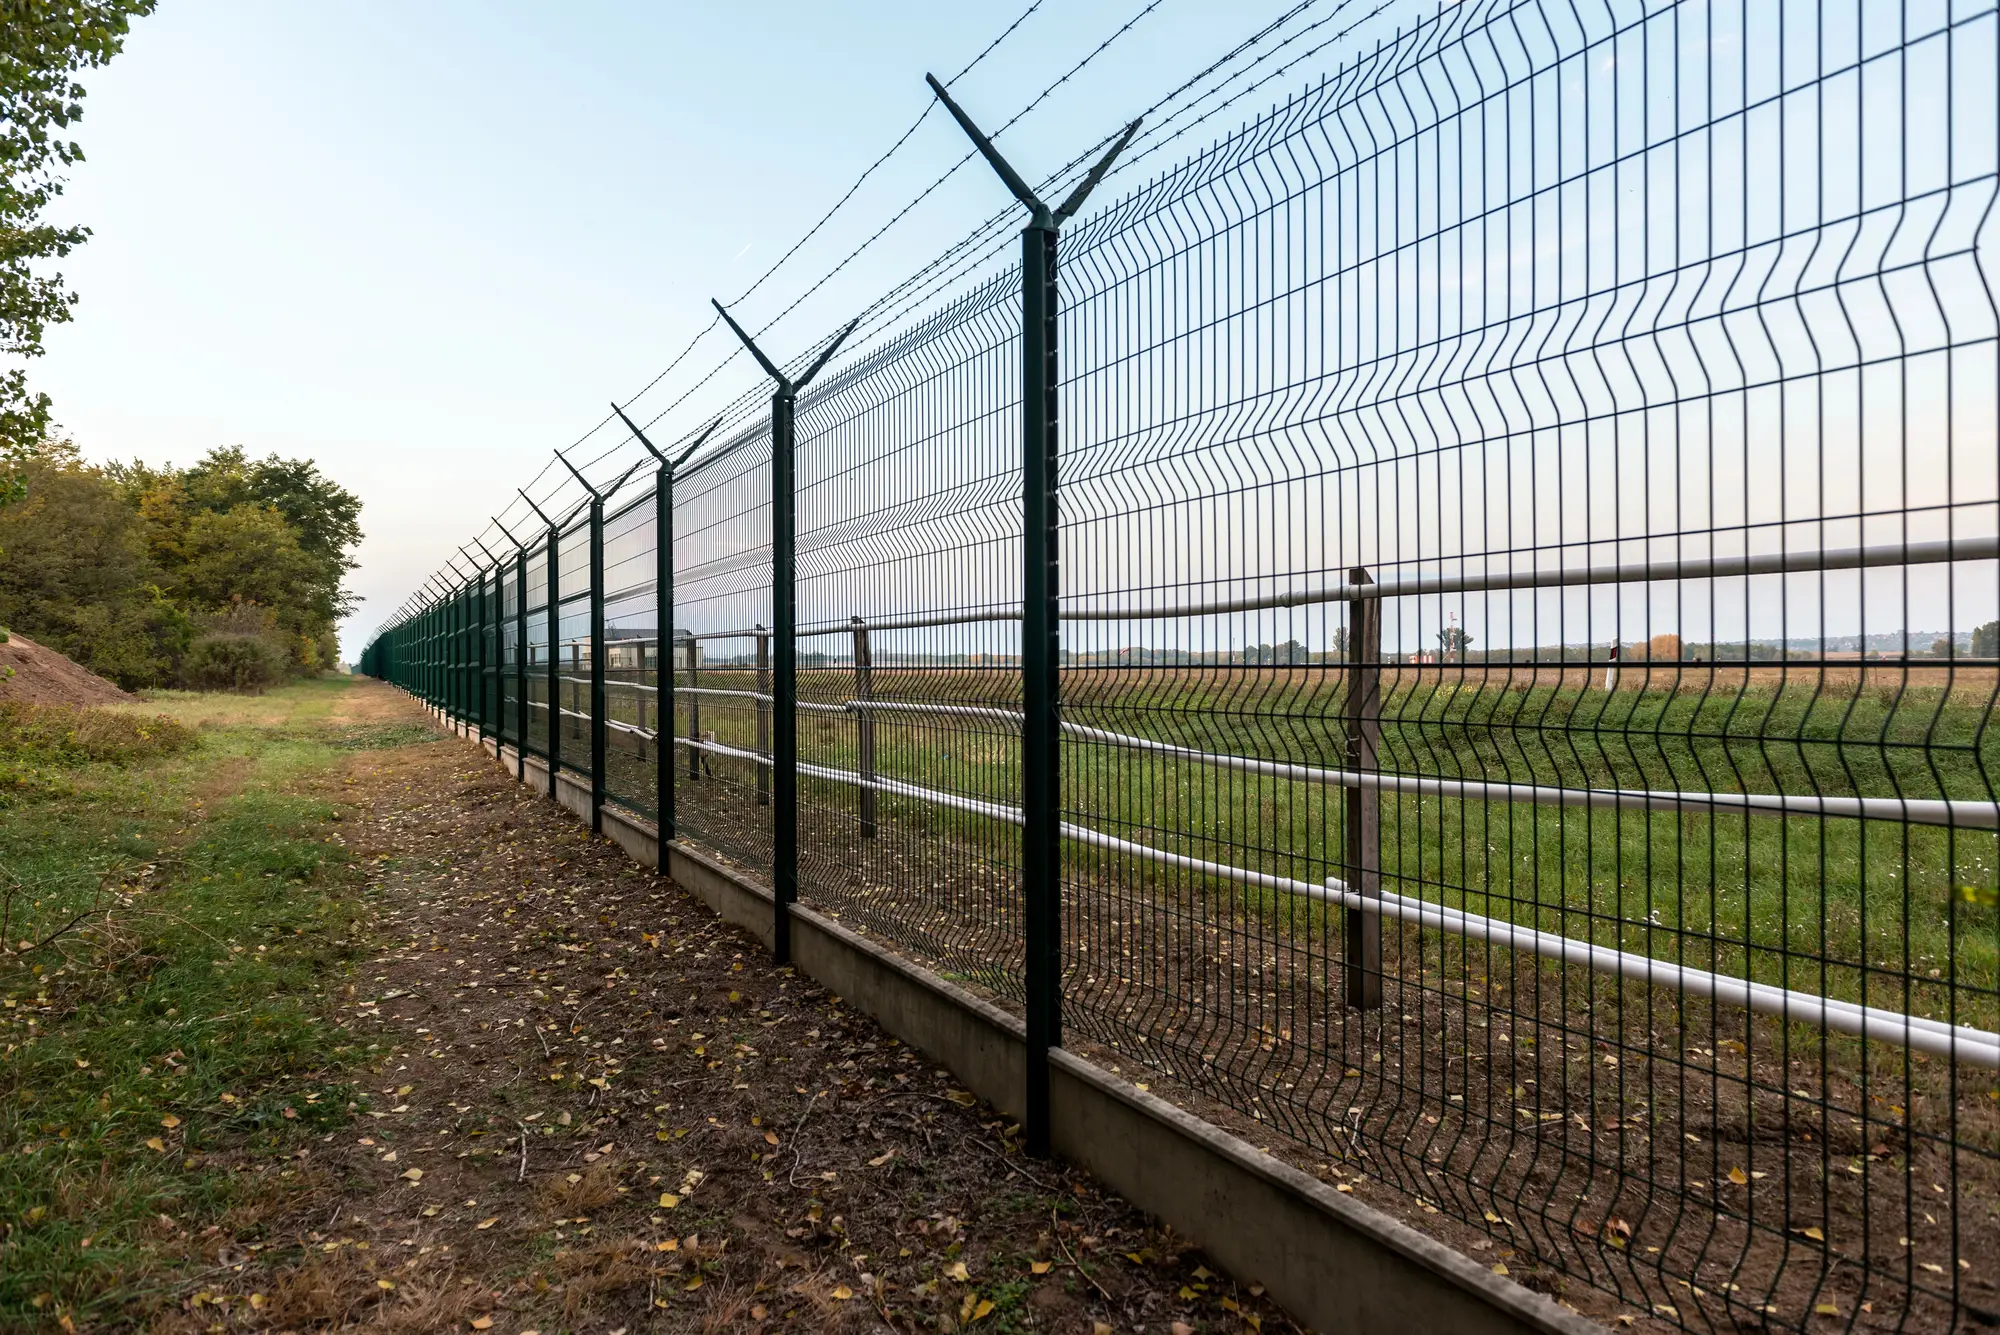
[
  {"x1": 707, "y1": 303, "x2": 860, "y2": 968},
  {"x1": 610, "y1": 409, "x2": 725, "y2": 849},
  {"x1": 925, "y1": 73, "x2": 1140, "y2": 233},
  {"x1": 517, "y1": 489, "x2": 554, "y2": 528},
  {"x1": 925, "y1": 73, "x2": 1141, "y2": 1161},
  {"x1": 614, "y1": 406, "x2": 724, "y2": 474}
]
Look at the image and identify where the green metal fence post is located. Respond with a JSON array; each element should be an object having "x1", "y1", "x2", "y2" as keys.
[
  {"x1": 472, "y1": 569, "x2": 483, "y2": 740},
  {"x1": 478, "y1": 555, "x2": 490, "y2": 739},
  {"x1": 556, "y1": 455, "x2": 643, "y2": 837},
  {"x1": 928, "y1": 74, "x2": 1139, "y2": 1159},
  {"x1": 458, "y1": 575, "x2": 471, "y2": 729},
  {"x1": 770, "y1": 394, "x2": 797, "y2": 958},
  {"x1": 655, "y1": 478, "x2": 673, "y2": 839},
  {"x1": 474, "y1": 538, "x2": 505, "y2": 746},
  {"x1": 515, "y1": 489, "x2": 562, "y2": 799},
  {"x1": 515, "y1": 547, "x2": 528, "y2": 780},
  {"x1": 589, "y1": 501, "x2": 605, "y2": 832},
  {"x1": 436, "y1": 586, "x2": 447, "y2": 718},
  {"x1": 449, "y1": 578, "x2": 460, "y2": 724},
  {"x1": 449, "y1": 578, "x2": 462, "y2": 726},
  {"x1": 543, "y1": 512, "x2": 561, "y2": 797},
  {"x1": 711, "y1": 301, "x2": 859, "y2": 967},
  {"x1": 420, "y1": 596, "x2": 429, "y2": 706},
  {"x1": 465, "y1": 546, "x2": 494, "y2": 747},
  {"x1": 495, "y1": 515, "x2": 532, "y2": 784},
  {"x1": 453, "y1": 580, "x2": 462, "y2": 724},
  {"x1": 611, "y1": 408, "x2": 721, "y2": 849}
]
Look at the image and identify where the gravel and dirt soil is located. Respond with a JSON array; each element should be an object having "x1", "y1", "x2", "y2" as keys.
[
  {"x1": 159, "y1": 680, "x2": 1298, "y2": 1334},
  {"x1": 0, "y1": 632, "x2": 135, "y2": 707}
]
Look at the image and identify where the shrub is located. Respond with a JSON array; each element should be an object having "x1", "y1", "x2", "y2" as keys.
[
  {"x1": 0, "y1": 701, "x2": 196, "y2": 765},
  {"x1": 183, "y1": 632, "x2": 285, "y2": 693}
]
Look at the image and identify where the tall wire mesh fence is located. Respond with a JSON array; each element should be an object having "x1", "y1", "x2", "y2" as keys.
[{"x1": 360, "y1": 1, "x2": 2000, "y2": 1328}]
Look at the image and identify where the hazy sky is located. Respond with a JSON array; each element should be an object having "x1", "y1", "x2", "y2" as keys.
[{"x1": 31, "y1": 0, "x2": 1373, "y2": 657}]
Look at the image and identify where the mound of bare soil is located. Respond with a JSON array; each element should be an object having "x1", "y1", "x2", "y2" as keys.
[{"x1": 0, "y1": 631, "x2": 135, "y2": 707}]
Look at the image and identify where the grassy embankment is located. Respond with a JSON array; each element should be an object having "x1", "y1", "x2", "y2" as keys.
[{"x1": 0, "y1": 678, "x2": 413, "y2": 1324}]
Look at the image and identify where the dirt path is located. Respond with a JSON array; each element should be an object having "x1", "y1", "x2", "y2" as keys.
[{"x1": 179, "y1": 681, "x2": 1293, "y2": 1334}]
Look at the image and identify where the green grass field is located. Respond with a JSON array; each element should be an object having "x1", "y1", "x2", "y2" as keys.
[
  {"x1": 0, "y1": 679, "x2": 379, "y2": 1322},
  {"x1": 604, "y1": 663, "x2": 2000, "y2": 1030}
]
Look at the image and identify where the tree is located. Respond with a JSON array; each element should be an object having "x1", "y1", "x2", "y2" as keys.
[
  {"x1": 1330, "y1": 625, "x2": 1350, "y2": 658},
  {"x1": 1647, "y1": 632, "x2": 1683, "y2": 661},
  {"x1": 1931, "y1": 637, "x2": 1954, "y2": 659},
  {"x1": 172, "y1": 506, "x2": 321, "y2": 613},
  {"x1": 1437, "y1": 626, "x2": 1473, "y2": 660},
  {"x1": 1975, "y1": 621, "x2": 1999, "y2": 660},
  {"x1": 115, "y1": 446, "x2": 362, "y2": 667},
  {"x1": 0, "y1": 440, "x2": 359, "y2": 687},
  {"x1": 0, "y1": 439, "x2": 190, "y2": 684},
  {"x1": 0, "y1": 0, "x2": 157, "y2": 506},
  {"x1": 174, "y1": 445, "x2": 363, "y2": 563}
]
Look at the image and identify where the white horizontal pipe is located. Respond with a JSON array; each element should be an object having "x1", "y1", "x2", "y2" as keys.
[
  {"x1": 1313, "y1": 881, "x2": 2000, "y2": 1067},
  {"x1": 670, "y1": 535, "x2": 1998, "y2": 640},
  {"x1": 659, "y1": 733, "x2": 2000, "y2": 1066},
  {"x1": 1058, "y1": 720, "x2": 2000, "y2": 831},
  {"x1": 814, "y1": 698, "x2": 2000, "y2": 830},
  {"x1": 1056, "y1": 534, "x2": 2000, "y2": 623}
]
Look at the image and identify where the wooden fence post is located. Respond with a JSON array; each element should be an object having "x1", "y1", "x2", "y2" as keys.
[
  {"x1": 1343, "y1": 567, "x2": 1382, "y2": 1011},
  {"x1": 853, "y1": 617, "x2": 876, "y2": 837}
]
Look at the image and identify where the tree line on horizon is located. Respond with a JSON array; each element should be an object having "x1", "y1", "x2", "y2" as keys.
[{"x1": 0, "y1": 440, "x2": 360, "y2": 691}]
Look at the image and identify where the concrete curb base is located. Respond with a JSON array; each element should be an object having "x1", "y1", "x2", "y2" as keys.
[{"x1": 425, "y1": 710, "x2": 1598, "y2": 1335}]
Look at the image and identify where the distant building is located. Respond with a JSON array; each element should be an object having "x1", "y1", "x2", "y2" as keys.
[{"x1": 594, "y1": 629, "x2": 698, "y2": 673}]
